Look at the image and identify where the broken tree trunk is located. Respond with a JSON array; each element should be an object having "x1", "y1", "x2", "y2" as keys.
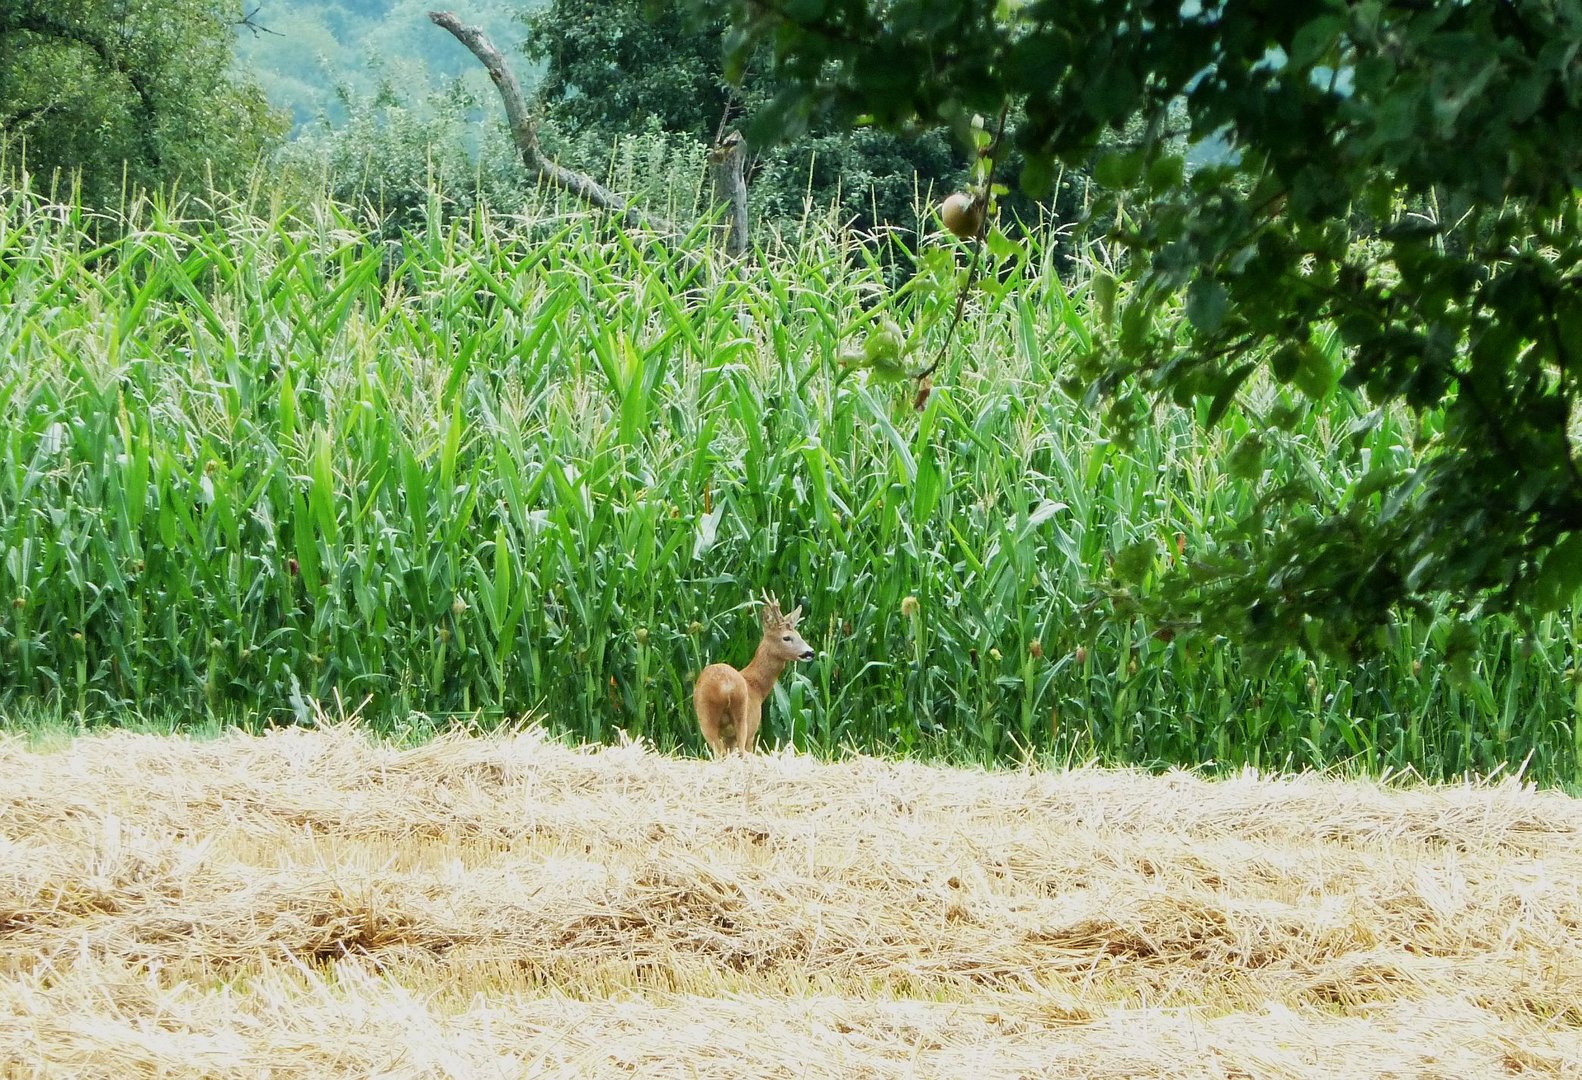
[
  {"x1": 428, "y1": 11, "x2": 670, "y2": 233},
  {"x1": 709, "y1": 130, "x2": 749, "y2": 258}
]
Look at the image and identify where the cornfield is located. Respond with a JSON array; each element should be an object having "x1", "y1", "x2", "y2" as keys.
[{"x1": 2, "y1": 175, "x2": 1579, "y2": 785}]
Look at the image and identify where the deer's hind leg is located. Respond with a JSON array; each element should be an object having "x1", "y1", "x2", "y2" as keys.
[
  {"x1": 702, "y1": 721, "x2": 727, "y2": 758},
  {"x1": 694, "y1": 676, "x2": 730, "y2": 757},
  {"x1": 732, "y1": 697, "x2": 758, "y2": 753}
]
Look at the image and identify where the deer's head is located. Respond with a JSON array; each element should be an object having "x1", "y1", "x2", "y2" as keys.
[{"x1": 760, "y1": 592, "x2": 815, "y2": 662}]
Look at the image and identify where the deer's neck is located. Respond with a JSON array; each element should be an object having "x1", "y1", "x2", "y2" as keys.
[{"x1": 741, "y1": 640, "x2": 790, "y2": 703}]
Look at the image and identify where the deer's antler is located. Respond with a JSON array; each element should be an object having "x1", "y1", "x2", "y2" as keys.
[{"x1": 760, "y1": 591, "x2": 786, "y2": 629}]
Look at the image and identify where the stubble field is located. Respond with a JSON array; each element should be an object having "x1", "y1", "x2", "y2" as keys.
[{"x1": 2, "y1": 724, "x2": 1580, "y2": 1078}]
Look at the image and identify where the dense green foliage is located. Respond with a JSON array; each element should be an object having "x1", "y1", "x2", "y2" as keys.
[
  {"x1": 522, "y1": 0, "x2": 963, "y2": 233},
  {"x1": 0, "y1": 0, "x2": 284, "y2": 205},
  {"x1": 3, "y1": 180, "x2": 1579, "y2": 783},
  {"x1": 276, "y1": 75, "x2": 726, "y2": 245},
  {"x1": 706, "y1": 0, "x2": 1582, "y2": 652},
  {"x1": 252, "y1": 0, "x2": 951, "y2": 244},
  {"x1": 279, "y1": 79, "x2": 535, "y2": 235}
]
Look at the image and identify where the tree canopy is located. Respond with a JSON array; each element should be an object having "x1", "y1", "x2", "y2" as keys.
[
  {"x1": 0, "y1": 0, "x2": 283, "y2": 203},
  {"x1": 697, "y1": 0, "x2": 1582, "y2": 656}
]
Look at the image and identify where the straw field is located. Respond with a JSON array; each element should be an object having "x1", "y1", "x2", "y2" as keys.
[{"x1": 2, "y1": 723, "x2": 1579, "y2": 1078}]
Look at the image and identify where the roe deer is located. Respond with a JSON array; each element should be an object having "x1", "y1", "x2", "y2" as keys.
[{"x1": 694, "y1": 593, "x2": 815, "y2": 756}]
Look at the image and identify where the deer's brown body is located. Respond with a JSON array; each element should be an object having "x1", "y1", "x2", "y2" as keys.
[{"x1": 693, "y1": 594, "x2": 814, "y2": 756}]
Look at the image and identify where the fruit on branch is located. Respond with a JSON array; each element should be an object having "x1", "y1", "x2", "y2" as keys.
[{"x1": 939, "y1": 191, "x2": 985, "y2": 239}]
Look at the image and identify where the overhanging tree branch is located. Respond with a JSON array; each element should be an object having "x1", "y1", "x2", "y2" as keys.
[
  {"x1": 1, "y1": 9, "x2": 162, "y2": 166},
  {"x1": 0, "y1": 101, "x2": 62, "y2": 133},
  {"x1": 428, "y1": 11, "x2": 669, "y2": 232}
]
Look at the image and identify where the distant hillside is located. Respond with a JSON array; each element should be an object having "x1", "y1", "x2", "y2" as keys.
[{"x1": 234, "y1": 0, "x2": 545, "y2": 131}]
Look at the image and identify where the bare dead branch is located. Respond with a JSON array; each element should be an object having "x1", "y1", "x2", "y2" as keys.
[
  {"x1": 428, "y1": 10, "x2": 668, "y2": 232},
  {"x1": 709, "y1": 130, "x2": 749, "y2": 259}
]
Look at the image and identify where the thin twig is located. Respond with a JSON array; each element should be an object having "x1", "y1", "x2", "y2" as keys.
[
  {"x1": 236, "y1": 4, "x2": 283, "y2": 37},
  {"x1": 912, "y1": 101, "x2": 1012, "y2": 384}
]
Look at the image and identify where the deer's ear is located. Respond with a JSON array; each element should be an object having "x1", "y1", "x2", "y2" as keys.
[{"x1": 786, "y1": 605, "x2": 804, "y2": 626}]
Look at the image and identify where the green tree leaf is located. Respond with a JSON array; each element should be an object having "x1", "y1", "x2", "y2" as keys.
[{"x1": 1186, "y1": 279, "x2": 1228, "y2": 334}]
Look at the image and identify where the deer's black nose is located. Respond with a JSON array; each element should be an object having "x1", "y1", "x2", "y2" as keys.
[{"x1": 800, "y1": 648, "x2": 815, "y2": 661}]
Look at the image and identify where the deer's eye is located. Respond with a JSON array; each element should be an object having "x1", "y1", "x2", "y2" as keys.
[{"x1": 782, "y1": 635, "x2": 792, "y2": 642}]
